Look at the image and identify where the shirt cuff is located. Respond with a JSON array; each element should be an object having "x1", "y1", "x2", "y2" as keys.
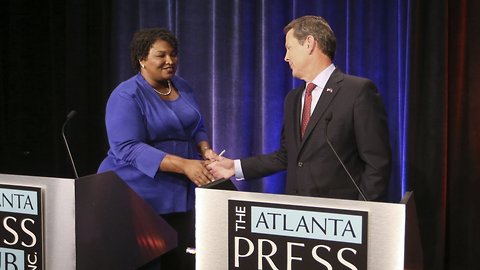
[{"x1": 234, "y1": 159, "x2": 245, "y2": 180}]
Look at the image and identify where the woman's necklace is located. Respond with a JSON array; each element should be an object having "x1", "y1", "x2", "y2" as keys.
[{"x1": 152, "y1": 80, "x2": 172, "y2": 96}]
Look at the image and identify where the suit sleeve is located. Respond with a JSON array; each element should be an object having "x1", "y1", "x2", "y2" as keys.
[
  {"x1": 239, "y1": 88, "x2": 297, "y2": 179},
  {"x1": 353, "y1": 81, "x2": 392, "y2": 201},
  {"x1": 240, "y1": 125, "x2": 288, "y2": 179}
]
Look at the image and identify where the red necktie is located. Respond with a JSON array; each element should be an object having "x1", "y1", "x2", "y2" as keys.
[{"x1": 301, "y1": 83, "x2": 316, "y2": 138}]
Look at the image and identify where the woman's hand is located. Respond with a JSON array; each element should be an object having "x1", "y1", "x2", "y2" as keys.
[
  {"x1": 182, "y1": 159, "x2": 214, "y2": 186},
  {"x1": 160, "y1": 154, "x2": 214, "y2": 186},
  {"x1": 198, "y1": 141, "x2": 219, "y2": 161}
]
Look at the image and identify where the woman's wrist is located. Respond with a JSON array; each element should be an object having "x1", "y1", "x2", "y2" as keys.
[
  {"x1": 199, "y1": 143, "x2": 212, "y2": 155},
  {"x1": 160, "y1": 154, "x2": 186, "y2": 174}
]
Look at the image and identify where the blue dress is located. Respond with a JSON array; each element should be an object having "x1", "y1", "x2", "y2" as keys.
[{"x1": 98, "y1": 73, "x2": 209, "y2": 214}]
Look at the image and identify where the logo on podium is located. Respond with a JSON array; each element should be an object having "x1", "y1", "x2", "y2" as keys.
[
  {"x1": 0, "y1": 184, "x2": 43, "y2": 270},
  {"x1": 228, "y1": 200, "x2": 368, "y2": 269}
]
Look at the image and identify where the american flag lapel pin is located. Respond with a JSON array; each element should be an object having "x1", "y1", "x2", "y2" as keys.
[{"x1": 326, "y1": 88, "x2": 333, "y2": 93}]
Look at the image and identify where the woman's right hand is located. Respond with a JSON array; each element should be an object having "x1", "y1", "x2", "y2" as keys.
[
  {"x1": 160, "y1": 154, "x2": 214, "y2": 186},
  {"x1": 182, "y1": 159, "x2": 214, "y2": 186}
]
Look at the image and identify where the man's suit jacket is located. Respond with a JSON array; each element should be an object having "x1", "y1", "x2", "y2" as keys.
[{"x1": 241, "y1": 69, "x2": 391, "y2": 201}]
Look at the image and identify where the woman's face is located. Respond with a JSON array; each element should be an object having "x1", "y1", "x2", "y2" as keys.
[{"x1": 140, "y1": 39, "x2": 178, "y2": 83}]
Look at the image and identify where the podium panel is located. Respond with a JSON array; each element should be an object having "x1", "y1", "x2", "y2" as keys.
[
  {"x1": 196, "y1": 186, "x2": 420, "y2": 270},
  {"x1": 0, "y1": 172, "x2": 176, "y2": 270},
  {"x1": 0, "y1": 173, "x2": 76, "y2": 269}
]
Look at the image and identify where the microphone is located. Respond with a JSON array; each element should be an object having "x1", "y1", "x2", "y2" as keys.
[
  {"x1": 324, "y1": 112, "x2": 368, "y2": 201},
  {"x1": 61, "y1": 110, "x2": 79, "y2": 179}
]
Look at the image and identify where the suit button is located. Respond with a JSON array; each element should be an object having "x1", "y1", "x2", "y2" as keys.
[{"x1": 297, "y1": 162, "x2": 303, "y2": 167}]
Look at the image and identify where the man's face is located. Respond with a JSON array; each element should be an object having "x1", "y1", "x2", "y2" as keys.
[{"x1": 284, "y1": 29, "x2": 309, "y2": 80}]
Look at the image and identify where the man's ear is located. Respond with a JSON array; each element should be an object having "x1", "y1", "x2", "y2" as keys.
[{"x1": 306, "y1": 35, "x2": 316, "y2": 53}]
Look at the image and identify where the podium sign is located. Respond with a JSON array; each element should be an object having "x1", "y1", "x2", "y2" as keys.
[
  {"x1": 0, "y1": 184, "x2": 43, "y2": 270},
  {"x1": 196, "y1": 187, "x2": 420, "y2": 270},
  {"x1": 0, "y1": 172, "x2": 176, "y2": 269},
  {"x1": 228, "y1": 199, "x2": 368, "y2": 269}
]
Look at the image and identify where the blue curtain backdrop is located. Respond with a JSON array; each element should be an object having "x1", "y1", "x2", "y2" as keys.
[
  {"x1": 4, "y1": 0, "x2": 480, "y2": 269},
  {"x1": 108, "y1": 0, "x2": 410, "y2": 202}
]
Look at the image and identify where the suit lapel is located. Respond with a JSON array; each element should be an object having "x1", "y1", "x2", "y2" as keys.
[
  {"x1": 299, "y1": 69, "x2": 344, "y2": 150},
  {"x1": 293, "y1": 84, "x2": 305, "y2": 145}
]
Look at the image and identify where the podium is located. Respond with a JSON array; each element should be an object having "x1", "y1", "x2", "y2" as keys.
[
  {"x1": 196, "y1": 181, "x2": 422, "y2": 270},
  {"x1": 0, "y1": 171, "x2": 176, "y2": 270}
]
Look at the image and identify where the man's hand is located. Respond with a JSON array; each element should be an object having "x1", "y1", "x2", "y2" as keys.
[{"x1": 206, "y1": 156, "x2": 235, "y2": 180}]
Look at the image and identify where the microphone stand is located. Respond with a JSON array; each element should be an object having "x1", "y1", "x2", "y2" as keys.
[
  {"x1": 324, "y1": 113, "x2": 368, "y2": 201},
  {"x1": 62, "y1": 110, "x2": 79, "y2": 179}
]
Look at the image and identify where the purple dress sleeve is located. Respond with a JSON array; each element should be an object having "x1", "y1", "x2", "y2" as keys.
[{"x1": 105, "y1": 86, "x2": 167, "y2": 178}]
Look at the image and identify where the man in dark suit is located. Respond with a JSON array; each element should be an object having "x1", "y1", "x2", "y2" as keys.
[{"x1": 207, "y1": 15, "x2": 391, "y2": 201}]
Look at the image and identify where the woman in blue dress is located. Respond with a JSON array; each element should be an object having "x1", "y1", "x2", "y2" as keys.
[{"x1": 98, "y1": 28, "x2": 217, "y2": 270}]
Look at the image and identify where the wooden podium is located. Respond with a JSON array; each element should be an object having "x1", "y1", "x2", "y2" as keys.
[
  {"x1": 195, "y1": 180, "x2": 422, "y2": 270},
  {"x1": 0, "y1": 171, "x2": 176, "y2": 270}
]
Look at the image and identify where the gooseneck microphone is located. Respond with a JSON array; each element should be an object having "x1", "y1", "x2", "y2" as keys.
[
  {"x1": 324, "y1": 112, "x2": 368, "y2": 201},
  {"x1": 61, "y1": 110, "x2": 79, "y2": 179}
]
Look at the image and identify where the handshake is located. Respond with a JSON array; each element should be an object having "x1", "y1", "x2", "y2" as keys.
[
  {"x1": 203, "y1": 150, "x2": 235, "y2": 182},
  {"x1": 182, "y1": 149, "x2": 236, "y2": 187}
]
